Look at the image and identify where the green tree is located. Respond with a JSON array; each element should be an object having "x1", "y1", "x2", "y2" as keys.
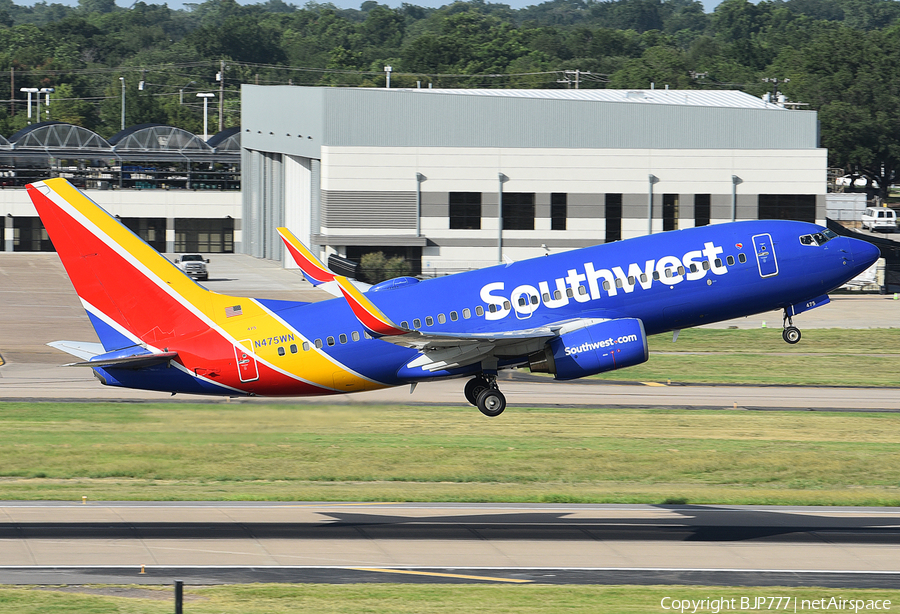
[
  {"x1": 359, "y1": 251, "x2": 412, "y2": 284},
  {"x1": 48, "y1": 82, "x2": 95, "y2": 126}
]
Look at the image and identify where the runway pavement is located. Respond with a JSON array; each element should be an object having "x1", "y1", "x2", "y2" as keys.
[{"x1": 1, "y1": 502, "x2": 899, "y2": 587}]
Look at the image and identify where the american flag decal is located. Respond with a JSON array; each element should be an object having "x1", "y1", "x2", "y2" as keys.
[{"x1": 225, "y1": 305, "x2": 242, "y2": 318}]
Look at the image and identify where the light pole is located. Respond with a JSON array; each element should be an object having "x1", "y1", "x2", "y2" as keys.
[
  {"x1": 20, "y1": 87, "x2": 38, "y2": 124},
  {"x1": 196, "y1": 93, "x2": 215, "y2": 141},
  {"x1": 38, "y1": 87, "x2": 54, "y2": 122},
  {"x1": 179, "y1": 81, "x2": 196, "y2": 105},
  {"x1": 119, "y1": 77, "x2": 125, "y2": 131},
  {"x1": 648, "y1": 174, "x2": 659, "y2": 235}
]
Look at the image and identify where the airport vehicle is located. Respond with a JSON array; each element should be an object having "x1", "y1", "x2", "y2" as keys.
[
  {"x1": 29, "y1": 178, "x2": 880, "y2": 416},
  {"x1": 860, "y1": 207, "x2": 897, "y2": 233},
  {"x1": 174, "y1": 254, "x2": 209, "y2": 281}
]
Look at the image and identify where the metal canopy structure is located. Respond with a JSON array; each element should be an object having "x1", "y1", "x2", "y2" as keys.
[
  {"x1": 0, "y1": 121, "x2": 240, "y2": 188},
  {"x1": 111, "y1": 124, "x2": 211, "y2": 152},
  {"x1": 207, "y1": 127, "x2": 241, "y2": 152},
  {"x1": 9, "y1": 122, "x2": 111, "y2": 151}
]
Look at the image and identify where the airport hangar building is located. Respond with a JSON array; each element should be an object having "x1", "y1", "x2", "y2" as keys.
[{"x1": 241, "y1": 86, "x2": 825, "y2": 275}]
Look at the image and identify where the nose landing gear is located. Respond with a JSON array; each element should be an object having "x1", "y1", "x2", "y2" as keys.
[
  {"x1": 464, "y1": 374, "x2": 506, "y2": 417},
  {"x1": 782, "y1": 310, "x2": 801, "y2": 344}
]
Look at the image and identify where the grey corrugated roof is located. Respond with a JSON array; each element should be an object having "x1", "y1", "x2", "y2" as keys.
[{"x1": 399, "y1": 88, "x2": 783, "y2": 110}]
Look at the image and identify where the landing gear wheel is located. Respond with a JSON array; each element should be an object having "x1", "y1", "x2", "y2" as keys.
[
  {"x1": 464, "y1": 377, "x2": 490, "y2": 406},
  {"x1": 476, "y1": 388, "x2": 506, "y2": 417},
  {"x1": 783, "y1": 326, "x2": 801, "y2": 344}
]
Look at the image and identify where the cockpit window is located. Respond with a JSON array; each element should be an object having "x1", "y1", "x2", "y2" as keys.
[{"x1": 799, "y1": 229, "x2": 837, "y2": 246}]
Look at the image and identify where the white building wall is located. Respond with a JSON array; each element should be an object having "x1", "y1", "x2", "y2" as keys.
[
  {"x1": 0, "y1": 189, "x2": 243, "y2": 248},
  {"x1": 320, "y1": 146, "x2": 827, "y2": 195},
  {"x1": 282, "y1": 155, "x2": 312, "y2": 269},
  {"x1": 314, "y1": 145, "x2": 827, "y2": 270}
]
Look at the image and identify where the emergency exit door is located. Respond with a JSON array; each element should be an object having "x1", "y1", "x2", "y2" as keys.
[
  {"x1": 752, "y1": 233, "x2": 779, "y2": 278},
  {"x1": 235, "y1": 341, "x2": 259, "y2": 382}
]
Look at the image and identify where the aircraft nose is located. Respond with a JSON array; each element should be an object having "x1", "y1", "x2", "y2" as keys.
[{"x1": 848, "y1": 237, "x2": 881, "y2": 271}]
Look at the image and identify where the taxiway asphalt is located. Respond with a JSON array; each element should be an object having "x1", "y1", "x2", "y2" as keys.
[{"x1": 1, "y1": 502, "x2": 899, "y2": 587}]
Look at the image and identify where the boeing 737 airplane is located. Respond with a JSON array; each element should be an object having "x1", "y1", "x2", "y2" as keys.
[{"x1": 28, "y1": 178, "x2": 880, "y2": 416}]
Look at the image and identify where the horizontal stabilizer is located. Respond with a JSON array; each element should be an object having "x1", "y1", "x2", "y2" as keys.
[
  {"x1": 47, "y1": 340, "x2": 106, "y2": 361},
  {"x1": 65, "y1": 351, "x2": 179, "y2": 369}
]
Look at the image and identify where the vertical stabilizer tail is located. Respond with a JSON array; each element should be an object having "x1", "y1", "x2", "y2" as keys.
[{"x1": 27, "y1": 179, "x2": 213, "y2": 351}]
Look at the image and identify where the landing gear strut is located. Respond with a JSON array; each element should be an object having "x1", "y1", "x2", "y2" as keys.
[
  {"x1": 464, "y1": 374, "x2": 506, "y2": 417},
  {"x1": 782, "y1": 311, "x2": 801, "y2": 344}
]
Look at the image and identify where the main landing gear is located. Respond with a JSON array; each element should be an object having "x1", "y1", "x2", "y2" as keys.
[
  {"x1": 782, "y1": 310, "x2": 801, "y2": 345},
  {"x1": 464, "y1": 375, "x2": 506, "y2": 417}
]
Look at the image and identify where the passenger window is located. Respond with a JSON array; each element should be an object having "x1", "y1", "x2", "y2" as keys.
[
  {"x1": 628, "y1": 276, "x2": 635, "y2": 285},
  {"x1": 401, "y1": 320, "x2": 408, "y2": 329},
  {"x1": 315, "y1": 339, "x2": 323, "y2": 349},
  {"x1": 542, "y1": 293, "x2": 550, "y2": 302},
  {"x1": 463, "y1": 308, "x2": 472, "y2": 319},
  {"x1": 438, "y1": 314, "x2": 446, "y2": 324},
  {"x1": 640, "y1": 274, "x2": 648, "y2": 283},
  {"x1": 489, "y1": 304, "x2": 497, "y2": 313},
  {"x1": 426, "y1": 316, "x2": 434, "y2": 326},
  {"x1": 714, "y1": 258, "x2": 722, "y2": 268},
  {"x1": 327, "y1": 336, "x2": 335, "y2": 346},
  {"x1": 476, "y1": 306, "x2": 484, "y2": 316},
  {"x1": 290, "y1": 344, "x2": 297, "y2": 354},
  {"x1": 739, "y1": 253, "x2": 747, "y2": 263},
  {"x1": 302, "y1": 341, "x2": 309, "y2": 351},
  {"x1": 615, "y1": 278, "x2": 623, "y2": 288},
  {"x1": 727, "y1": 255, "x2": 735, "y2": 266},
  {"x1": 602, "y1": 281, "x2": 610, "y2": 290},
  {"x1": 566, "y1": 288, "x2": 574, "y2": 298},
  {"x1": 518, "y1": 297, "x2": 527, "y2": 307},
  {"x1": 278, "y1": 346, "x2": 285, "y2": 356},
  {"x1": 531, "y1": 295, "x2": 538, "y2": 305},
  {"x1": 339, "y1": 333, "x2": 347, "y2": 344},
  {"x1": 702, "y1": 260, "x2": 710, "y2": 270},
  {"x1": 413, "y1": 318, "x2": 421, "y2": 328},
  {"x1": 689, "y1": 264, "x2": 698, "y2": 273},
  {"x1": 554, "y1": 290, "x2": 562, "y2": 300},
  {"x1": 665, "y1": 268, "x2": 672, "y2": 277},
  {"x1": 450, "y1": 311, "x2": 458, "y2": 321},
  {"x1": 652, "y1": 271, "x2": 660, "y2": 280},
  {"x1": 503, "y1": 301, "x2": 511, "y2": 310},
  {"x1": 578, "y1": 285, "x2": 587, "y2": 295},
  {"x1": 352, "y1": 331, "x2": 360, "y2": 342},
  {"x1": 677, "y1": 266, "x2": 685, "y2": 276}
]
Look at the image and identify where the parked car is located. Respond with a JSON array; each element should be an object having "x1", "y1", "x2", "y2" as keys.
[
  {"x1": 861, "y1": 207, "x2": 897, "y2": 232},
  {"x1": 174, "y1": 254, "x2": 209, "y2": 280}
]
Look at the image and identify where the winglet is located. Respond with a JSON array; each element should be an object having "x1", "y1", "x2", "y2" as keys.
[
  {"x1": 277, "y1": 227, "x2": 335, "y2": 285},
  {"x1": 334, "y1": 275, "x2": 408, "y2": 337}
]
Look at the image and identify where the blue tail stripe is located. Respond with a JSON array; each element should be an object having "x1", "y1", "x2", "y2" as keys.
[{"x1": 86, "y1": 311, "x2": 136, "y2": 352}]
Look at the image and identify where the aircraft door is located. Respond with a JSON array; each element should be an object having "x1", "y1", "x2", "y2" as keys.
[
  {"x1": 752, "y1": 233, "x2": 779, "y2": 278},
  {"x1": 234, "y1": 340, "x2": 260, "y2": 382},
  {"x1": 511, "y1": 285, "x2": 540, "y2": 320}
]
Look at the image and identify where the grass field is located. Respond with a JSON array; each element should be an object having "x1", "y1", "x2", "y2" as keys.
[
  {"x1": 0, "y1": 399, "x2": 898, "y2": 505},
  {"x1": 0, "y1": 584, "x2": 897, "y2": 614},
  {"x1": 593, "y1": 328, "x2": 900, "y2": 386}
]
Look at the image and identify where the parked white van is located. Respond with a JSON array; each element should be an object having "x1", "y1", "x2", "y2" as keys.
[{"x1": 861, "y1": 207, "x2": 897, "y2": 232}]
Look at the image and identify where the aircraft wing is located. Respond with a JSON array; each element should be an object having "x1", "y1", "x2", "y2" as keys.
[
  {"x1": 385, "y1": 318, "x2": 614, "y2": 372},
  {"x1": 277, "y1": 227, "x2": 371, "y2": 296}
]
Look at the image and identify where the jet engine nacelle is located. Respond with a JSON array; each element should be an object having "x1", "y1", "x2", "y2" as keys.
[{"x1": 528, "y1": 318, "x2": 649, "y2": 380}]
